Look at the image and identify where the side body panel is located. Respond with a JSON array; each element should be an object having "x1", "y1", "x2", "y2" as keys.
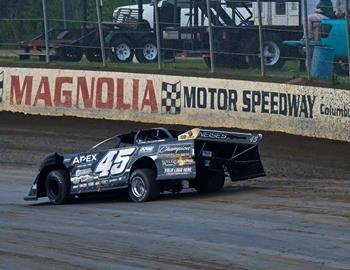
[{"x1": 63, "y1": 140, "x2": 196, "y2": 195}]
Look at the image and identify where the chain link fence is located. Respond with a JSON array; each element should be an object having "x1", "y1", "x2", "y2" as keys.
[{"x1": 0, "y1": 0, "x2": 349, "y2": 84}]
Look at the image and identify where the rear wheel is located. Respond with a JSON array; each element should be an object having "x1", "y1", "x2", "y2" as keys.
[
  {"x1": 45, "y1": 169, "x2": 70, "y2": 204},
  {"x1": 85, "y1": 48, "x2": 105, "y2": 62},
  {"x1": 58, "y1": 47, "x2": 83, "y2": 62},
  {"x1": 128, "y1": 169, "x2": 160, "y2": 202},
  {"x1": 109, "y1": 38, "x2": 134, "y2": 63},
  {"x1": 195, "y1": 170, "x2": 225, "y2": 193},
  {"x1": 135, "y1": 37, "x2": 158, "y2": 63},
  {"x1": 248, "y1": 33, "x2": 286, "y2": 70}
]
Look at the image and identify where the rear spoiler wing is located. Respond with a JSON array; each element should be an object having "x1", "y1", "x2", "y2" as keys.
[{"x1": 178, "y1": 128, "x2": 262, "y2": 145}]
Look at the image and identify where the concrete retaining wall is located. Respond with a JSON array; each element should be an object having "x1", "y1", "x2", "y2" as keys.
[{"x1": 0, "y1": 67, "x2": 349, "y2": 141}]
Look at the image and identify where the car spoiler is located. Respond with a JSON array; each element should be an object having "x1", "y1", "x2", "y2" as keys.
[{"x1": 178, "y1": 128, "x2": 262, "y2": 145}]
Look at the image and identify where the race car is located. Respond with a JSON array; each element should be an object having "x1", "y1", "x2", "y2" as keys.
[{"x1": 24, "y1": 128, "x2": 265, "y2": 204}]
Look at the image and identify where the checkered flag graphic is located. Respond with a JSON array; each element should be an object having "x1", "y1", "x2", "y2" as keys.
[
  {"x1": 0, "y1": 71, "x2": 4, "y2": 103},
  {"x1": 161, "y1": 81, "x2": 181, "y2": 114}
]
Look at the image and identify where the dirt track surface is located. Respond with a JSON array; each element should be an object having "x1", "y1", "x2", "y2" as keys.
[{"x1": 0, "y1": 112, "x2": 349, "y2": 270}]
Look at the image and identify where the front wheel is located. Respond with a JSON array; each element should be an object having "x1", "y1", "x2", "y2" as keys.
[
  {"x1": 195, "y1": 170, "x2": 225, "y2": 194},
  {"x1": 109, "y1": 38, "x2": 134, "y2": 63},
  {"x1": 128, "y1": 169, "x2": 160, "y2": 202},
  {"x1": 45, "y1": 169, "x2": 70, "y2": 204}
]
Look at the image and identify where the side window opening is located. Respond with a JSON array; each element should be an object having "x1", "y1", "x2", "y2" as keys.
[{"x1": 136, "y1": 129, "x2": 170, "y2": 143}]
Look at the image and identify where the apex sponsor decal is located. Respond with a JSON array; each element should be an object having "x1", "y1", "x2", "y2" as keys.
[{"x1": 72, "y1": 154, "x2": 97, "y2": 165}]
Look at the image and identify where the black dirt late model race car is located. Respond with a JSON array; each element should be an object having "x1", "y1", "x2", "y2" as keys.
[{"x1": 25, "y1": 128, "x2": 265, "y2": 204}]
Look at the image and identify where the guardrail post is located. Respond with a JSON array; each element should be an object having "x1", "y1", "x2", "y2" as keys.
[
  {"x1": 302, "y1": 0, "x2": 311, "y2": 80},
  {"x1": 206, "y1": 0, "x2": 215, "y2": 73},
  {"x1": 154, "y1": 0, "x2": 162, "y2": 70},
  {"x1": 42, "y1": 0, "x2": 50, "y2": 63},
  {"x1": 345, "y1": 0, "x2": 350, "y2": 78},
  {"x1": 257, "y1": 0, "x2": 265, "y2": 77},
  {"x1": 96, "y1": 0, "x2": 106, "y2": 67}
]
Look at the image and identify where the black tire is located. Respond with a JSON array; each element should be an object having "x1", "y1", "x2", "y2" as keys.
[
  {"x1": 250, "y1": 33, "x2": 286, "y2": 70},
  {"x1": 45, "y1": 169, "x2": 70, "y2": 204},
  {"x1": 58, "y1": 47, "x2": 83, "y2": 62},
  {"x1": 135, "y1": 37, "x2": 158, "y2": 63},
  {"x1": 195, "y1": 170, "x2": 225, "y2": 194},
  {"x1": 334, "y1": 58, "x2": 349, "y2": 76},
  {"x1": 128, "y1": 169, "x2": 160, "y2": 202},
  {"x1": 109, "y1": 37, "x2": 134, "y2": 63},
  {"x1": 85, "y1": 48, "x2": 105, "y2": 62}
]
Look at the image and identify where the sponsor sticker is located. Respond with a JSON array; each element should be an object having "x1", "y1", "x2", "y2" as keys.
[
  {"x1": 158, "y1": 144, "x2": 192, "y2": 156},
  {"x1": 164, "y1": 167, "x2": 193, "y2": 175},
  {"x1": 139, "y1": 146, "x2": 154, "y2": 153},
  {"x1": 72, "y1": 154, "x2": 97, "y2": 165}
]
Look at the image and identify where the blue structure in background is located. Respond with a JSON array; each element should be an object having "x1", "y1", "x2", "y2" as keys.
[{"x1": 311, "y1": 46, "x2": 335, "y2": 80}]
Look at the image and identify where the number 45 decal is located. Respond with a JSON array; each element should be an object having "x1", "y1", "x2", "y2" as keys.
[{"x1": 95, "y1": 147, "x2": 136, "y2": 178}]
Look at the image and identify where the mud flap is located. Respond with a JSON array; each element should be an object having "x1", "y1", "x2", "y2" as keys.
[
  {"x1": 24, "y1": 175, "x2": 39, "y2": 201},
  {"x1": 227, "y1": 146, "x2": 265, "y2": 181}
]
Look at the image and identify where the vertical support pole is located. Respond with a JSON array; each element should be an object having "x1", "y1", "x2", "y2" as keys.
[
  {"x1": 257, "y1": 0, "x2": 265, "y2": 77},
  {"x1": 82, "y1": 0, "x2": 88, "y2": 36},
  {"x1": 302, "y1": 0, "x2": 311, "y2": 80},
  {"x1": 206, "y1": 0, "x2": 214, "y2": 73},
  {"x1": 345, "y1": 0, "x2": 350, "y2": 78},
  {"x1": 62, "y1": 0, "x2": 67, "y2": 29},
  {"x1": 42, "y1": 0, "x2": 50, "y2": 63},
  {"x1": 154, "y1": 0, "x2": 162, "y2": 69},
  {"x1": 96, "y1": 0, "x2": 106, "y2": 66}
]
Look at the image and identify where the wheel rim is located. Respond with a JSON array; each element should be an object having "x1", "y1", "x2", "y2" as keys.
[
  {"x1": 143, "y1": 43, "x2": 157, "y2": 61},
  {"x1": 47, "y1": 178, "x2": 59, "y2": 199},
  {"x1": 114, "y1": 43, "x2": 131, "y2": 61},
  {"x1": 262, "y1": 41, "x2": 280, "y2": 66},
  {"x1": 131, "y1": 176, "x2": 146, "y2": 198}
]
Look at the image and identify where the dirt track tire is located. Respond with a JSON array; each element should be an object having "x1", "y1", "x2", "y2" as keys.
[
  {"x1": 195, "y1": 170, "x2": 225, "y2": 194},
  {"x1": 135, "y1": 37, "x2": 158, "y2": 63},
  {"x1": 128, "y1": 169, "x2": 160, "y2": 202},
  {"x1": 45, "y1": 169, "x2": 70, "y2": 205},
  {"x1": 109, "y1": 37, "x2": 134, "y2": 63},
  {"x1": 58, "y1": 47, "x2": 83, "y2": 62}
]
